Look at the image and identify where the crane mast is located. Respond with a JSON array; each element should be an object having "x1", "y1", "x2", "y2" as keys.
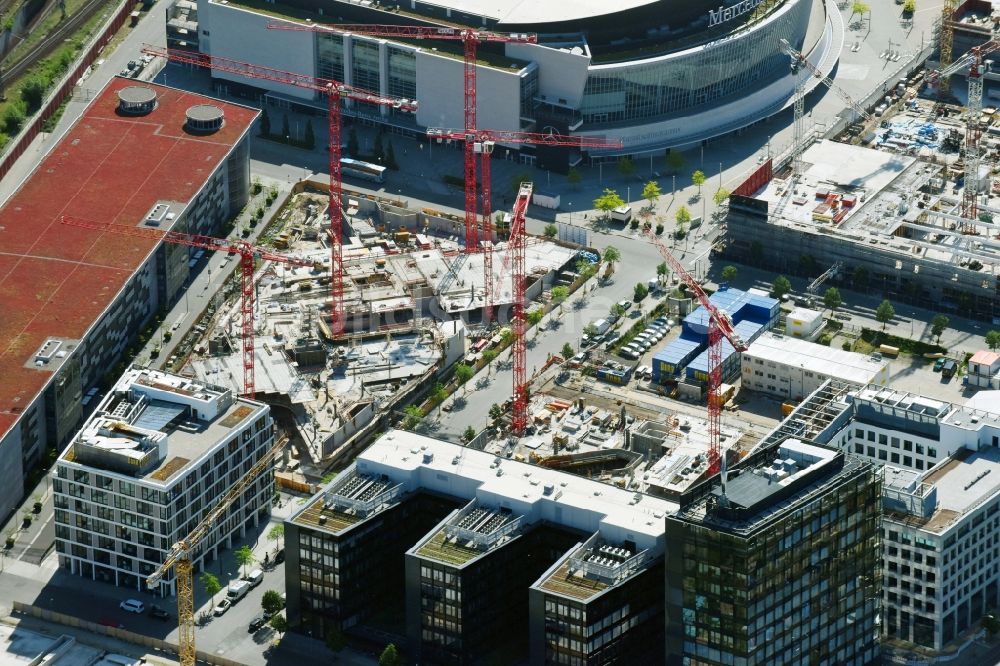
[
  {"x1": 266, "y1": 23, "x2": 536, "y2": 262},
  {"x1": 60, "y1": 215, "x2": 315, "y2": 398},
  {"x1": 645, "y1": 229, "x2": 746, "y2": 474},
  {"x1": 142, "y1": 44, "x2": 417, "y2": 338}
]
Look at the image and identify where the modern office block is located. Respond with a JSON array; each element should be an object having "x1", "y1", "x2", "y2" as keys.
[
  {"x1": 665, "y1": 439, "x2": 882, "y2": 666},
  {"x1": 53, "y1": 368, "x2": 273, "y2": 596}
]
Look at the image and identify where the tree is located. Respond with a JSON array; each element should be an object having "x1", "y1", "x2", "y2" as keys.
[
  {"x1": 721, "y1": 265, "x2": 738, "y2": 283},
  {"x1": 402, "y1": 405, "x2": 423, "y2": 430},
  {"x1": 551, "y1": 285, "x2": 569, "y2": 311},
  {"x1": 852, "y1": 265, "x2": 869, "y2": 289},
  {"x1": 482, "y1": 348, "x2": 497, "y2": 371},
  {"x1": 987, "y1": 330, "x2": 1000, "y2": 351},
  {"x1": 642, "y1": 180, "x2": 661, "y2": 209},
  {"x1": 326, "y1": 626, "x2": 347, "y2": 652},
  {"x1": 347, "y1": 128, "x2": 359, "y2": 158},
  {"x1": 259, "y1": 108, "x2": 271, "y2": 137},
  {"x1": 656, "y1": 262, "x2": 668, "y2": 277},
  {"x1": 602, "y1": 246, "x2": 622, "y2": 270},
  {"x1": 543, "y1": 223, "x2": 558, "y2": 238},
  {"x1": 675, "y1": 205, "x2": 691, "y2": 235},
  {"x1": 903, "y1": 0, "x2": 915, "y2": 13},
  {"x1": 617, "y1": 157, "x2": 636, "y2": 178},
  {"x1": 771, "y1": 275, "x2": 792, "y2": 300},
  {"x1": 931, "y1": 314, "x2": 950, "y2": 343},
  {"x1": 267, "y1": 524, "x2": 284, "y2": 553},
  {"x1": 379, "y1": 644, "x2": 402, "y2": 666},
  {"x1": 262, "y1": 589, "x2": 284, "y2": 615},
  {"x1": 875, "y1": 299, "x2": 896, "y2": 330},
  {"x1": 593, "y1": 188, "x2": 626, "y2": 219},
  {"x1": 691, "y1": 170, "x2": 706, "y2": 194},
  {"x1": 385, "y1": 140, "x2": 398, "y2": 169},
  {"x1": 566, "y1": 167, "x2": 582, "y2": 190},
  {"x1": 489, "y1": 403, "x2": 503, "y2": 421},
  {"x1": 633, "y1": 283, "x2": 649, "y2": 301},
  {"x1": 666, "y1": 150, "x2": 685, "y2": 174},
  {"x1": 583, "y1": 323, "x2": 599, "y2": 339},
  {"x1": 200, "y1": 572, "x2": 221, "y2": 606},
  {"x1": 235, "y1": 545, "x2": 255, "y2": 578},
  {"x1": 500, "y1": 328, "x2": 514, "y2": 346},
  {"x1": 462, "y1": 425, "x2": 477, "y2": 442},
  {"x1": 281, "y1": 113, "x2": 290, "y2": 140},
  {"x1": 527, "y1": 308, "x2": 544, "y2": 330},
  {"x1": 576, "y1": 260, "x2": 597, "y2": 281},
  {"x1": 850, "y1": 1, "x2": 870, "y2": 20},
  {"x1": 823, "y1": 287, "x2": 843, "y2": 313},
  {"x1": 269, "y1": 614, "x2": 288, "y2": 638},
  {"x1": 454, "y1": 363, "x2": 474, "y2": 390},
  {"x1": 713, "y1": 187, "x2": 731, "y2": 207},
  {"x1": 561, "y1": 343, "x2": 575, "y2": 359},
  {"x1": 21, "y1": 75, "x2": 47, "y2": 113},
  {"x1": 430, "y1": 382, "x2": 448, "y2": 410},
  {"x1": 610, "y1": 302, "x2": 626, "y2": 318},
  {"x1": 303, "y1": 120, "x2": 315, "y2": 150}
]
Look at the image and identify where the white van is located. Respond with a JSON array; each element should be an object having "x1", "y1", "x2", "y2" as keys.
[
  {"x1": 246, "y1": 568, "x2": 264, "y2": 588},
  {"x1": 227, "y1": 580, "x2": 251, "y2": 603}
]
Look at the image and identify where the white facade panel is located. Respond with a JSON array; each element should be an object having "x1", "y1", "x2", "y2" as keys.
[{"x1": 415, "y1": 51, "x2": 521, "y2": 133}]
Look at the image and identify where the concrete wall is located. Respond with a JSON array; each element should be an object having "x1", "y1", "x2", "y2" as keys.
[
  {"x1": 507, "y1": 43, "x2": 589, "y2": 110},
  {"x1": 322, "y1": 401, "x2": 376, "y2": 457},
  {"x1": 415, "y1": 51, "x2": 521, "y2": 131},
  {"x1": 200, "y1": 1, "x2": 318, "y2": 101}
]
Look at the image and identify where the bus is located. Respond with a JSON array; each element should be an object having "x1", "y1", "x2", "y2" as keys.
[{"x1": 341, "y1": 158, "x2": 386, "y2": 184}]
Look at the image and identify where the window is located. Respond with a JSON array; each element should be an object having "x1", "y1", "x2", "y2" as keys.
[
  {"x1": 879, "y1": 450, "x2": 888, "y2": 461},
  {"x1": 868, "y1": 446, "x2": 876, "y2": 458},
  {"x1": 904, "y1": 440, "x2": 913, "y2": 452},
  {"x1": 867, "y1": 431, "x2": 876, "y2": 442},
  {"x1": 891, "y1": 453, "x2": 900, "y2": 464},
  {"x1": 891, "y1": 437, "x2": 900, "y2": 448},
  {"x1": 904, "y1": 456, "x2": 912, "y2": 467},
  {"x1": 879, "y1": 434, "x2": 888, "y2": 445},
  {"x1": 928, "y1": 448, "x2": 937, "y2": 458}
]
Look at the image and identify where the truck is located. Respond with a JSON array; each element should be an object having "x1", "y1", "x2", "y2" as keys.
[
  {"x1": 532, "y1": 191, "x2": 561, "y2": 209},
  {"x1": 609, "y1": 205, "x2": 632, "y2": 224},
  {"x1": 226, "y1": 580, "x2": 251, "y2": 604}
]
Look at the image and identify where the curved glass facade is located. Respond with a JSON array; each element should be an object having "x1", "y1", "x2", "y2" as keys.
[{"x1": 580, "y1": 0, "x2": 812, "y2": 127}]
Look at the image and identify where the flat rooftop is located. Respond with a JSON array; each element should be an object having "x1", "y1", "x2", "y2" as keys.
[
  {"x1": 60, "y1": 368, "x2": 265, "y2": 485},
  {"x1": 745, "y1": 331, "x2": 888, "y2": 384},
  {"x1": 0, "y1": 77, "x2": 257, "y2": 441},
  {"x1": 335, "y1": 430, "x2": 678, "y2": 550},
  {"x1": 415, "y1": 504, "x2": 524, "y2": 566},
  {"x1": 407, "y1": 0, "x2": 657, "y2": 23}
]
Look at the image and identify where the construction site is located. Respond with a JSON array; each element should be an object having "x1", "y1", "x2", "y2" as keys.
[
  {"x1": 167, "y1": 178, "x2": 580, "y2": 469},
  {"x1": 725, "y1": 20, "x2": 1000, "y2": 323}
]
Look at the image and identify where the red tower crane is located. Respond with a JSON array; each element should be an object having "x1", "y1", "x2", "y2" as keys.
[
  {"x1": 645, "y1": 229, "x2": 746, "y2": 475},
  {"x1": 426, "y1": 127, "x2": 622, "y2": 318},
  {"x1": 61, "y1": 215, "x2": 317, "y2": 399},
  {"x1": 492, "y1": 181, "x2": 533, "y2": 434},
  {"x1": 266, "y1": 23, "x2": 538, "y2": 257},
  {"x1": 141, "y1": 44, "x2": 418, "y2": 338}
]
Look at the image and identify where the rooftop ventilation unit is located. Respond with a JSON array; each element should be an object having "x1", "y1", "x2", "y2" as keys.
[
  {"x1": 185, "y1": 104, "x2": 224, "y2": 133},
  {"x1": 117, "y1": 86, "x2": 157, "y2": 115}
]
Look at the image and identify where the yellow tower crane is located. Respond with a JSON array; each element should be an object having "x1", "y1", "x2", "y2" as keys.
[
  {"x1": 940, "y1": 0, "x2": 958, "y2": 93},
  {"x1": 146, "y1": 433, "x2": 288, "y2": 666}
]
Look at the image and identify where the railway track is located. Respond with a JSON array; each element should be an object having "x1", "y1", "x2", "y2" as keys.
[{"x1": 2, "y1": 0, "x2": 112, "y2": 85}]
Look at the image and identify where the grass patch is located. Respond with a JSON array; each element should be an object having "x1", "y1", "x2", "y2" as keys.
[{"x1": 858, "y1": 328, "x2": 946, "y2": 356}]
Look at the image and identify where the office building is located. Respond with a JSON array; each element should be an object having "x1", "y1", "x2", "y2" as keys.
[
  {"x1": 665, "y1": 439, "x2": 882, "y2": 665},
  {"x1": 881, "y1": 448, "x2": 1000, "y2": 654},
  {"x1": 53, "y1": 368, "x2": 274, "y2": 596},
  {"x1": 284, "y1": 430, "x2": 675, "y2": 665},
  {"x1": 0, "y1": 78, "x2": 257, "y2": 524}
]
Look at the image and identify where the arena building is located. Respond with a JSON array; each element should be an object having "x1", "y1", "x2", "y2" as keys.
[{"x1": 169, "y1": 0, "x2": 844, "y2": 158}]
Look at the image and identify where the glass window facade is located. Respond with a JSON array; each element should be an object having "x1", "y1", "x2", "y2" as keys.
[
  {"x1": 580, "y1": 0, "x2": 811, "y2": 128},
  {"x1": 666, "y1": 453, "x2": 882, "y2": 665}
]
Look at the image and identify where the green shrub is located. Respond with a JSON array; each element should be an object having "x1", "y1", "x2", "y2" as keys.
[{"x1": 2, "y1": 101, "x2": 26, "y2": 135}]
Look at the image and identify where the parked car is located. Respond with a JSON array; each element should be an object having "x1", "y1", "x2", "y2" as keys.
[
  {"x1": 933, "y1": 357, "x2": 946, "y2": 372},
  {"x1": 275, "y1": 549, "x2": 285, "y2": 564},
  {"x1": 120, "y1": 599, "x2": 145, "y2": 614},
  {"x1": 213, "y1": 599, "x2": 232, "y2": 616},
  {"x1": 620, "y1": 348, "x2": 639, "y2": 360},
  {"x1": 249, "y1": 614, "x2": 268, "y2": 632},
  {"x1": 942, "y1": 359, "x2": 958, "y2": 379},
  {"x1": 618, "y1": 299, "x2": 633, "y2": 311},
  {"x1": 246, "y1": 568, "x2": 264, "y2": 588},
  {"x1": 149, "y1": 605, "x2": 170, "y2": 621}
]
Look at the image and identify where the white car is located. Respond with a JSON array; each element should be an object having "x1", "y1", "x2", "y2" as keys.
[
  {"x1": 120, "y1": 599, "x2": 145, "y2": 614},
  {"x1": 620, "y1": 348, "x2": 639, "y2": 360},
  {"x1": 213, "y1": 599, "x2": 232, "y2": 616}
]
